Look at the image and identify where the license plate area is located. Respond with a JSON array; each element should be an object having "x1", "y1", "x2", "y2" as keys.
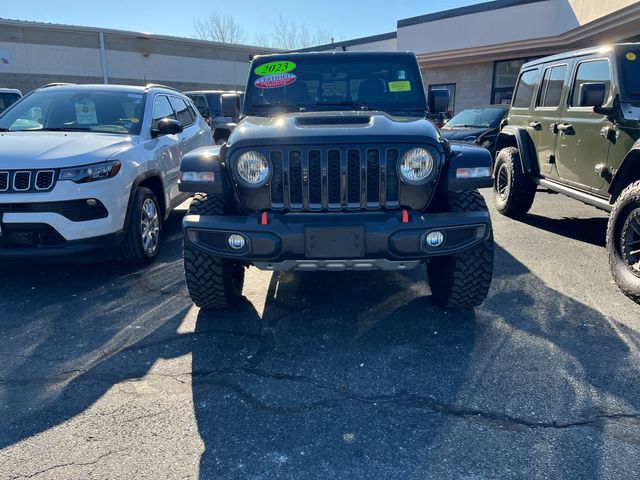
[{"x1": 304, "y1": 226, "x2": 365, "y2": 259}]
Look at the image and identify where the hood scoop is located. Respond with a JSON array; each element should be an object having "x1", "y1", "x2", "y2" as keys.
[{"x1": 295, "y1": 116, "x2": 372, "y2": 127}]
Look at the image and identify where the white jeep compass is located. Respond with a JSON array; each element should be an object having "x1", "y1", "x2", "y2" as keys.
[{"x1": 0, "y1": 84, "x2": 213, "y2": 264}]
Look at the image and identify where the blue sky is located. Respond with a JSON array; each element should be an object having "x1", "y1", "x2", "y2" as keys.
[{"x1": 4, "y1": 0, "x2": 480, "y2": 43}]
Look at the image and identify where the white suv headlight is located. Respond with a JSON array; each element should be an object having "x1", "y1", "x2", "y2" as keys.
[
  {"x1": 399, "y1": 148, "x2": 435, "y2": 184},
  {"x1": 236, "y1": 151, "x2": 269, "y2": 185}
]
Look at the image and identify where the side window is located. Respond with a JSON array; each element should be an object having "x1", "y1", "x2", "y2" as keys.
[
  {"x1": 170, "y1": 96, "x2": 195, "y2": 126},
  {"x1": 151, "y1": 95, "x2": 175, "y2": 130},
  {"x1": 512, "y1": 69, "x2": 539, "y2": 108},
  {"x1": 537, "y1": 65, "x2": 567, "y2": 108},
  {"x1": 570, "y1": 59, "x2": 611, "y2": 107},
  {"x1": 191, "y1": 95, "x2": 209, "y2": 116}
]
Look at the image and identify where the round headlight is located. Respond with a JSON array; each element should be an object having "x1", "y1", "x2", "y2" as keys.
[
  {"x1": 236, "y1": 151, "x2": 269, "y2": 185},
  {"x1": 399, "y1": 148, "x2": 435, "y2": 184}
]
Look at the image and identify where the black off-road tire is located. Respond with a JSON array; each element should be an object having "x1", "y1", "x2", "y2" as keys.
[
  {"x1": 607, "y1": 181, "x2": 640, "y2": 304},
  {"x1": 493, "y1": 147, "x2": 536, "y2": 218},
  {"x1": 427, "y1": 190, "x2": 494, "y2": 309},
  {"x1": 120, "y1": 187, "x2": 162, "y2": 265},
  {"x1": 183, "y1": 193, "x2": 245, "y2": 310}
]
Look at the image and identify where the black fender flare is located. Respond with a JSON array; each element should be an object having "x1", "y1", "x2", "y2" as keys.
[
  {"x1": 495, "y1": 126, "x2": 538, "y2": 176},
  {"x1": 609, "y1": 142, "x2": 640, "y2": 202},
  {"x1": 446, "y1": 142, "x2": 494, "y2": 191},
  {"x1": 179, "y1": 145, "x2": 226, "y2": 195},
  {"x1": 123, "y1": 169, "x2": 166, "y2": 228}
]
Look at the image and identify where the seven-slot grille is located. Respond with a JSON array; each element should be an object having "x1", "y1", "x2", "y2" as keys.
[
  {"x1": 267, "y1": 146, "x2": 401, "y2": 211},
  {"x1": 0, "y1": 170, "x2": 57, "y2": 193}
]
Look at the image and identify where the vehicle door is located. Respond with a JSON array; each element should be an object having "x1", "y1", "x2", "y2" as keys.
[
  {"x1": 555, "y1": 57, "x2": 614, "y2": 192},
  {"x1": 532, "y1": 62, "x2": 571, "y2": 178},
  {"x1": 150, "y1": 94, "x2": 181, "y2": 208},
  {"x1": 509, "y1": 67, "x2": 552, "y2": 173}
]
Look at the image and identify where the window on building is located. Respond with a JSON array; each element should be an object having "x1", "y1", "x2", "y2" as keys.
[
  {"x1": 537, "y1": 65, "x2": 567, "y2": 108},
  {"x1": 492, "y1": 58, "x2": 529, "y2": 104},
  {"x1": 570, "y1": 59, "x2": 611, "y2": 107},
  {"x1": 427, "y1": 83, "x2": 456, "y2": 114},
  {"x1": 512, "y1": 69, "x2": 539, "y2": 108}
]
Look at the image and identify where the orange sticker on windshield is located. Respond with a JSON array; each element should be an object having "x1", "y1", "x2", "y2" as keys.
[
  {"x1": 389, "y1": 81, "x2": 411, "y2": 92},
  {"x1": 626, "y1": 52, "x2": 637, "y2": 61}
]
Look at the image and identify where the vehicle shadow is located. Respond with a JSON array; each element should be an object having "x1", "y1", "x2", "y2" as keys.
[
  {"x1": 191, "y1": 245, "x2": 640, "y2": 479},
  {"x1": 518, "y1": 212, "x2": 608, "y2": 247},
  {"x1": 1, "y1": 226, "x2": 640, "y2": 479}
]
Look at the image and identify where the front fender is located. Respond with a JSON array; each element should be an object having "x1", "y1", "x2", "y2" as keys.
[
  {"x1": 496, "y1": 126, "x2": 537, "y2": 175},
  {"x1": 179, "y1": 145, "x2": 225, "y2": 194},
  {"x1": 609, "y1": 141, "x2": 640, "y2": 201},
  {"x1": 446, "y1": 142, "x2": 493, "y2": 191}
]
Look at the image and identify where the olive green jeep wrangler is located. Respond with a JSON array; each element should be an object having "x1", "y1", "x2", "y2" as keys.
[{"x1": 493, "y1": 44, "x2": 640, "y2": 303}]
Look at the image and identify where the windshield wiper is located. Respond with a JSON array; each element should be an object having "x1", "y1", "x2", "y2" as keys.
[
  {"x1": 251, "y1": 102, "x2": 305, "y2": 112},
  {"x1": 39, "y1": 127, "x2": 92, "y2": 132},
  {"x1": 315, "y1": 100, "x2": 369, "y2": 110}
]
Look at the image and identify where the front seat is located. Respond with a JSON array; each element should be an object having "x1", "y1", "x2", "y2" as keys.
[{"x1": 357, "y1": 78, "x2": 386, "y2": 101}]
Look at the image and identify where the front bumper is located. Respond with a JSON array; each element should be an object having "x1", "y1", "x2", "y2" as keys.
[{"x1": 183, "y1": 210, "x2": 491, "y2": 267}]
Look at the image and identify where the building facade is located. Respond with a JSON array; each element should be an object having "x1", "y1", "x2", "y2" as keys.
[
  {"x1": 0, "y1": 18, "x2": 277, "y2": 94},
  {"x1": 307, "y1": 0, "x2": 640, "y2": 114}
]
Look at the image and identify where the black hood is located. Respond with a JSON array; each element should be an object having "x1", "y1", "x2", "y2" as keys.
[{"x1": 440, "y1": 126, "x2": 494, "y2": 142}]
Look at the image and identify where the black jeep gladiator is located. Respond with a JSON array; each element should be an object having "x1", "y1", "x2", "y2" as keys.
[{"x1": 178, "y1": 52, "x2": 494, "y2": 310}]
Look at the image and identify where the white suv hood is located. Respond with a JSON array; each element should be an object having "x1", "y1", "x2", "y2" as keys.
[{"x1": 0, "y1": 132, "x2": 138, "y2": 169}]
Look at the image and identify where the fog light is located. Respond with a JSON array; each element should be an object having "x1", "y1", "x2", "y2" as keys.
[
  {"x1": 86, "y1": 198, "x2": 97, "y2": 206},
  {"x1": 426, "y1": 231, "x2": 445, "y2": 248},
  {"x1": 227, "y1": 234, "x2": 246, "y2": 250}
]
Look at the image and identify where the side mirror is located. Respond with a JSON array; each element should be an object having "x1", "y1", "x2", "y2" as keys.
[
  {"x1": 579, "y1": 82, "x2": 606, "y2": 108},
  {"x1": 152, "y1": 118, "x2": 183, "y2": 137},
  {"x1": 428, "y1": 89, "x2": 450, "y2": 114},
  {"x1": 221, "y1": 93, "x2": 240, "y2": 121}
]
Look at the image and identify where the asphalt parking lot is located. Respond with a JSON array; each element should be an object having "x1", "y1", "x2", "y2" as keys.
[{"x1": 2, "y1": 190, "x2": 640, "y2": 480}]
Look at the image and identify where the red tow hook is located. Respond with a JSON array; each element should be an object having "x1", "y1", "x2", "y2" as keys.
[
  {"x1": 401, "y1": 209, "x2": 409, "y2": 224},
  {"x1": 260, "y1": 211, "x2": 268, "y2": 225}
]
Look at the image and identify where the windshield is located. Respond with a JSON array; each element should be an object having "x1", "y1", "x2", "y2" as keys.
[
  {"x1": 0, "y1": 89, "x2": 145, "y2": 134},
  {"x1": 244, "y1": 55, "x2": 426, "y2": 116},
  {"x1": 443, "y1": 107, "x2": 506, "y2": 129},
  {"x1": 617, "y1": 47, "x2": 640, "y2": 101},
  {"x1": 0, "y1": 92, "x2": 21, "y2": 114}
]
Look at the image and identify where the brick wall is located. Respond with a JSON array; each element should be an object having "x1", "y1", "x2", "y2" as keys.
[{"x1": 421, "y1": 61, "x2": 494, "y2": 113}]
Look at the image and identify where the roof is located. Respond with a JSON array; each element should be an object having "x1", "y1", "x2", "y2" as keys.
[
  {"x1": 398, "y1": 0, "x2": 548, "y2": 28},
  {"x1": 184, "y1": 90, "x2": 244, "y2": 95},
  {"x1": 251, "y1": 51, "x2": 416, "y2": 62},
  {"x1": 0, "y1": 17, "x2": 280, "y2": 53},
  {"x1": 294, "y1": 32, "x2": 397, "y2": 53},
  {"x1": 522, "y1": 43, "x2": 636, "y2": 68},
  {"x1": 35, "y1": 84, "x2": 185, "y2": 95}
]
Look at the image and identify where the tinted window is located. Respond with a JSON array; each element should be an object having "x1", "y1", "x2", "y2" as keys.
[
  {"x1": 0, "y1": 89, "x2": 145, "y2": 134},
  {"x1": 152, "y1": 95, "x2": 175, "y2": 130},
  {"x1": 0, "y1": 92, "x2": 21, "y2": 113},
  {"x1": 204, "y1": 93, "x2": 222, "y2": 116},
  {"x1": 169, "y1": 96, "x2": 194, "y2": 126},
  {"x1": 245, "y1": 55, "x2": 426, "y2": 116},
  {"x1": 570, "y1": 60, "x2": 610, "y2": 107},
  {"x1": 189, "y1": 95, "x2": 209, "y2": 116},
  {"x1": 538, "y1": 65, "x2": 567, "y2": 108},
  {"x1": 512, "y1": 69, "x2": 539, "y2": 108},
  {"x1": 618, "y1": 48, "x2": 640, "y2": 100}
]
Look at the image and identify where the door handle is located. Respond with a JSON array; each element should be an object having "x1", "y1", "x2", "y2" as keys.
[
  {"x1": 550, "y1": 123, "x2": 558, "y2": 134},
  {"x1": 529, "y1": 121, "x2": 542, "y2": 130},
  {"x1": 557, "y1": 123, "x2": 574, "y2": 135}
]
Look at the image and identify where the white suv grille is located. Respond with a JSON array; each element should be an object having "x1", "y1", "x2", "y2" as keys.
[{"x1": 0, "y1": 170, "x2": 57, "y2": 193}]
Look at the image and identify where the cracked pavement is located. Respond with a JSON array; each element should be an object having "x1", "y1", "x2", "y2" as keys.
[{"x1": 1, "y1": 192, "x2": 640, "y2": 479}]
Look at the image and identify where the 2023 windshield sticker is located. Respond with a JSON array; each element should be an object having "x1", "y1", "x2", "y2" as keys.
[
  {"x1": 254, "y1": 73, "x2": 297, "y2": 89},
  {"x1": 254, "y1": 61, "x2": 297, "y2": 76}
]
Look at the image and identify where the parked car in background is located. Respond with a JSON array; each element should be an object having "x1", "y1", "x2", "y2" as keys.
[
  {"x1": 440, "y1": 105, "x2": 509, "y2": 154},
  {"x1": 185, "y1": 90, "x2": 243, "y2": 144},
  {"x1": 493, "y1": 43, "x2": 640, "y2": 304},
  {"x1": 0, "y1": 83, "x2": 212, "y2": 264},
  {"x1": 0, "y1": 88, "x2": 22, "y2": 114}
]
